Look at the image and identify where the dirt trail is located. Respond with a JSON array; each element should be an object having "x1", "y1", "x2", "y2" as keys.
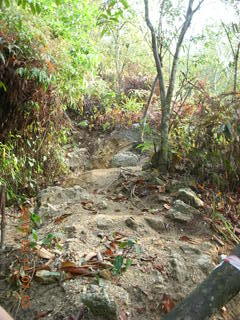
[{"x1": 0, "y1": 133, "x2": 239, "y2": 320}]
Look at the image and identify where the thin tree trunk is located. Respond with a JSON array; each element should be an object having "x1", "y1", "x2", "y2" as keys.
[
  {"x1": 140, "y1": 74, "x2": 158, "y2": 142},
  {"x1": 144, "y1": 0, "x2": 166, "y2": 106},
  {"x1": 0, "y1": 184, "x2": 6, "y2": 250},
  {"x1": 158, "y1": 102, "x2": 170, "y2": 170},
  {"x1": 222, "y1": 22, "x2": 240, "y2": 94},
  {"x1": 162, "y1": 245, "x2": 240, "y2": 320},
  {"x1": 233, "y1": 42, "x2": 240, "y2": 93},
  {"x1": 144, "y1": 0, "x2": 204, "y2": 172}
]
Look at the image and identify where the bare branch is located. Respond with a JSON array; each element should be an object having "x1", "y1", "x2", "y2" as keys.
[
  {"x1": 144, "y1": 0, "x2": 166, "y2": 104},
  {"x1": 192, "y1": 0, "x2": 205, "y2": 14},
  {"x1": 166, "y1": 0, "x2": 204, "y2": 104},
  {"x1": 222, "y1": 21, "x2": 235, "y2": 57}
]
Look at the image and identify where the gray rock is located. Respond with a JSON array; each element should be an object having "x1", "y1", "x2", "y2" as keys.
[
  {"x1": 144, "y1": 217, "x2": 165, "y2": 232},
  {"x1": 96, "y1": 215, "x2": 113, "y2": 230},
  {"x1": 96, "y1": 200, "x2": 108, "y2": 210},
  {"x1": 177, "y1": 188, "x2": 204, "y2": 208},
  {"x1": 111, "y1": 151, "x2": 139, "y2": 168},
  {"x1": 38, "y1": 185, "x2": 90, "y2": 206},
  {"x1": 166, "y1": 199, "x2": 198, "y2": 222},
  {"x1": 111, "y1": 127, "x2": 141, "y2": 143},
  {"x1": 37, "y1": 185, "x2": 90, "y2": 218},
  {"x1": 81, "y1": 285, "x2": 120, "y2": 320},
  {"x1": 180, "y1": 244, "x2": 201, "y2": 255},
  {"x1": 196, "y1": 254, "x2": 214, "y2": 273},
  {"x1": 167, "y1": 208, "x2": 193, "y2": 223},
  {"x1": 125, "y1": 217, "x2": 138, "y2": 230},
  {"x1": 66, "y1": 147, "x2": 91, "y2": 171},
  {"x1": 152, "y1": 270, "x2": 164, "y2": 284},
  {"x1": 173, "y1": 200, "x2": 199, "y2": 215},
  {"x1": 200, "y1": 242, "x2": 214, "y2": 251},
  {"x1": 64, "y1": 225, "x2": 77, "y2": 237},
  {"x1": 37, "y1": 203, "x2": 59, "y2": 218},
  {"x1": 38, "y1": 186, "x2": 89, "y2": 205},
  {"x1": 171, "y1": 253, "x2": 187, "y2": 283}
]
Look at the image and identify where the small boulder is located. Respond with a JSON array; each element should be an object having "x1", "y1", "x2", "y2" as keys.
[
  {"x1": 125, "y1": 217, "x2": 138, "y2": 230},
  {"x1": 96, "y1": 200, "x2": 108, "y2": 210},
  {"x1": 64, "y1": 225, "x2": 77, "y2": 237},
  {"x1": 196, "y1": 254, "x2": 214, "y2": 273},
  {"x1": 81, "y1": 284, "x2": 128, "y2": 320},
  {"x1": 144, "y1": 217, "x2": 165, "y2": 232},
  {"x1": 66, "y1": 147, "x2": 91, "y2": 171},
  {"x1": 38, "y1": 185, "x2": 90, "y2": 207},
  {"x1": 37, "y1": 203, "x2": 59, "y2": 219},
  {"x1": 166, "y1": 200, "x2": 199, "y2": 223},
  {"x1": 170, "y1": 253, "x2": 187, "y2": 283},
  {"x1": 111, "y1": 151, "x2": 139, "y2": 168},
  {"x1": 177, "y1": 188, "x2": 204, "y2": 208},
  {"x1": 173, "y1": 199, "x2": 199, "y2": 215},
  {"x1": 167, "y1": 209, "x2": 193, "y2": 223},
  {"x1": 96, "y1": 215, "x2": 113, "y2": 230},
  {"x1": 180, "y1": 244, "x2": 201, "y2": 255},
  {"x1": 37, "y1": 186, "x2": 91, "y2": 218}
]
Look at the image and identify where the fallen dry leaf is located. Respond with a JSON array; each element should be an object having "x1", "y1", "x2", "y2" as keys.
[
  {"x1": 103, "y1": 248, "x2": 115, "y2": 256},
  {"x1": 60, "y1": 261, "x2": 77, "y2": 268},
  {"x1": 179, "y1": 236, "x2": 200, "y2": 245},
  {"x1": 60, "y1": 266, "x2": 94, "y2": 276},
  {"x1": 34, "y1": 310, "x2": 52, "y2": 319},
  {"x1": 110, "y1": 241, "x2": 118, "y2": 250},
  {"x1": 153, "y1": 264, "x2": 165, "y2": 273},
  {"x1": 162, "y1": 293, "x2": 175, "y2": 313},
  {"x1": 35, "y1": 264, "x2": 51, "y2": 272},
  {"x1": 179, "y1": 235, "x2": 192, "y2": 242},
  {"x1": 54, "y1": 213, "x2": 71, "y2": 224}
]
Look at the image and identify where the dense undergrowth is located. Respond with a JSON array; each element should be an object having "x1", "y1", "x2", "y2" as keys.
[
  {"x1": 0, "y1": 1, "x2": 99, "y2": 202},
  {"x1": 170, "y1": 89, "x2": 240, "y2": 192}
]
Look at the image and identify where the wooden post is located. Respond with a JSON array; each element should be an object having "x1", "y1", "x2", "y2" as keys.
[
  {"x1": 0, "y1": 184, "x2": 6, "y2": 250},
  {"x1": 162, "y1": 245, "x2": 240, "y2": 320}
]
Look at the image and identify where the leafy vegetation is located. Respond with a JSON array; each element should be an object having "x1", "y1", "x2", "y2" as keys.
[
  {"x1": 0, "y1": 0, "x2": 99, "y2": 201},
  {"x1": 0, "y1": 0, "x2": 239, "y2": 208}
]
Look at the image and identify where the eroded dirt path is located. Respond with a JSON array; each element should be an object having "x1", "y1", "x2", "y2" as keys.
[{"x1": 0, "y1": 132, "x2": 239, "y2": 320}]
